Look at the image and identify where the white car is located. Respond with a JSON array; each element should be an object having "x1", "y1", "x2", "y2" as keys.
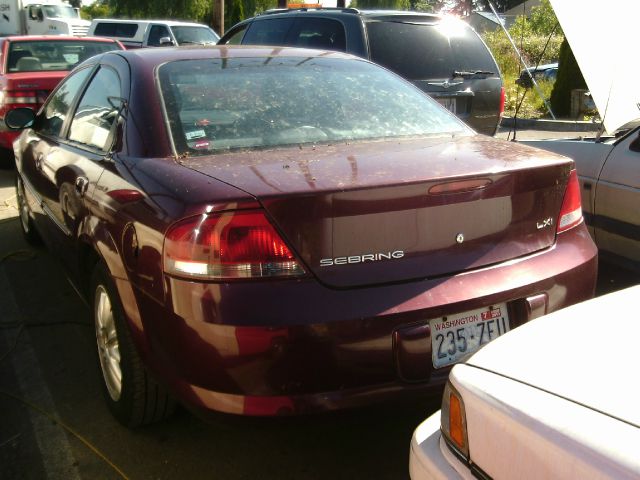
[
  {"x1": 410, "y1": 286, "x2": 640, "y2": 479},
  {"x1": 522, "y1": 121, "x2": 640, "y2": 271}
]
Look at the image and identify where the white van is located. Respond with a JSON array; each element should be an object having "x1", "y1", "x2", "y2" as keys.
[{"x1": 87, "y1": 19, "x2": 219, "y2": 48}]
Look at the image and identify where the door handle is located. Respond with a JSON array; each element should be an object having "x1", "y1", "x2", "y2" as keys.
[
  {"x1": 35, "y1": 152, "x2": 44, "y2": 170},
  {"x1": 75, "y1": 176, "x2": 89, "y2": 197}
]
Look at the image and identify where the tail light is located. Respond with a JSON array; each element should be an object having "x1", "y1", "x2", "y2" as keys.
[
  {"x1": 163, "y1": 210, "x2": 306, "y2": 280},
  {"x1": 0, "y1": 90, "x2": 38, "y2": 111},
  {"x1": 498, "y1": 86, "x2": 506, "y2": 118},
  {"x1": 557, "y1": 169, "x2": 583, "y2": 233},
  {"x1": 441, "y1": 380, "x2": 469, "y2": 459}
]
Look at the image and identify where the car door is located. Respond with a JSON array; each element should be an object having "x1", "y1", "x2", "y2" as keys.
[
  {"x1": 146, "y1": 24, "x2": 172, "y2": 46},
  {"x1": 594, "y1": 129, "x2": 640, "y2": 265},
  {"x1": 23, "y1": 62, "x2": 125, "y2": 279},
  {"x1": 20, "y1": 65, "x2": 93, "y2": 253}
]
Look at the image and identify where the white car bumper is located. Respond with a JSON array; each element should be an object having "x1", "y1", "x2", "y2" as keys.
[{"x1": 409, "y1": 411, "x2": 474, "y2": 480}]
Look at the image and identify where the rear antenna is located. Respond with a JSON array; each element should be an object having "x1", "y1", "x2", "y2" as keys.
[{"x1": 487, "y1": 0, "x2": 555, "y2": 141}]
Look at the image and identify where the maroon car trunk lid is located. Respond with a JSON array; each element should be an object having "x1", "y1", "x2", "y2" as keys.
[{"x1": 182, "y1": 135, "x2": 572, "y2": 288}]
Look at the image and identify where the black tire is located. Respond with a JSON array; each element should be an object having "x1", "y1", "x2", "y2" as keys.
[
  {"x1": 15, "y1": 175, "x2": 41, "y2": 245},
  {"x1": 91, "y1": 262, "x2": 175, "y2": 427}
]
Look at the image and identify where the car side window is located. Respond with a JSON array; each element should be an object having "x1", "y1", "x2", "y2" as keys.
[
  {"x1": 242, "y1": 18, "x2": 294, "y2": 45},
  {"x1": 36, "y1": 67, "x2": 92, "y2": 138},
  {"x1": 288, "y1": 18, "x2": 346, "y2": 52},
  {"x1": 68, "y1": 67, "x2": 122, "y2": 152},
  {"x1": 148, "y1": 25, "x2": 171, "y2": 47},
  {"x1": 222, "y1": 25, "x2": 247, "y2": 45}
]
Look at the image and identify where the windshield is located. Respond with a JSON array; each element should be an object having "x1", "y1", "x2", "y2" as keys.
[
  {"x1": 8, "y1": 40, "x2": 120, "y2": 72},
  {"x1": 171, "y1": 26, "x2": 219, "y2": 45},
  {"x1": 367, "y1": 19, "x2": 498, "y2": 80},
  {"x1": 43, "y1": 5, "x2": 77, "y2": 19},
  {"x1": 159, "y1": 56, "x2": 470, "y2": 156}
]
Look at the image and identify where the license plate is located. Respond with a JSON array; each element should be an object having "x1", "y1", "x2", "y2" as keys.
[
  {"x1": 437, "y1": 97, "x2": 456, "y2": 114},
  {"x1": 429, "y1": 303, "x2": 510, "y2": 368}
]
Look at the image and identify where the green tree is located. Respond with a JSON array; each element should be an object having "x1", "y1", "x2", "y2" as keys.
[
  {"x1": 226, "y1": 0, "x2": 245, "y2": 30},
  {"x1": 81, "y1": 1, "x2": 113, "y2": 19},
  {"x1": 549, "y1": 37, "x2": 587, "y2": 117}
]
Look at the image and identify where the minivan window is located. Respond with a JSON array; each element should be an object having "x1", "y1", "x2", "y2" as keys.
[
  {"x1": 288, "y1": 18, "x2": 346, "y2": 51},
  {"x1": 366, "y1": 20, "x2": 497, "y2": 80},
  {"x1": 243, "y1": 18, "x2": 293, "y2": 45},
  {"x1": 94, "y1": 22, "x2": 138, "y2": 38}
]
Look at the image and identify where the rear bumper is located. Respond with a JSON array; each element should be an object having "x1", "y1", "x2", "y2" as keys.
[{"x1": 129, "y1": 224, "x2": 597, "y2": 416}]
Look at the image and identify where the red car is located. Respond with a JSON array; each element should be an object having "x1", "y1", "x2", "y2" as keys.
[
  {"x1": 6, "y1": 47, "x2": 597, "y2": 427},
  {"x1": 0, "y1": 35, "x2": 123, "y2": 167}
]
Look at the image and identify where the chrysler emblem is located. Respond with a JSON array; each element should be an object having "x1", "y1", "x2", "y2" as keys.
[
  {"x1": 427, "y1": 80, "x2": 463, "y2": 89},
  {"x1": 456, "y1": 233, "x2": 464, "y2": 244}
]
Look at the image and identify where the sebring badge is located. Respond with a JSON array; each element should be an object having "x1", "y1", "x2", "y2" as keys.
[
  {"x1": 456, "y1": 233, "x2": 464, "y2": 244},
  {"x1": 320, "y1": 250, "x2": 404, "y2": 267}
]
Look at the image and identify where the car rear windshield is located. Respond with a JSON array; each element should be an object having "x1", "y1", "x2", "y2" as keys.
[
  {"x1": 366, "y1": 19, "x2": 498, "y2": 80},
  {"x1": 7, "y1": 40, "x2": 120, "y2": 72},
  {"x1": 158, "y1": 56, "x2": 470, "y2": 155}
]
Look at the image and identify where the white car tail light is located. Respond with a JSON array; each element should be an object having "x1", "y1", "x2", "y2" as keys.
[
  {"x1": 557, "y1": 169, "x2": 583, "y2": 233},
  {"x1": 163, "y1": 210, "x2": 306, "y2": 280}
]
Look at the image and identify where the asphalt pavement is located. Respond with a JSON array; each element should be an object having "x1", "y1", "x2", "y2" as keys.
[{"x1": 0, "y1": 129, "x2": 637, "y2": 479}]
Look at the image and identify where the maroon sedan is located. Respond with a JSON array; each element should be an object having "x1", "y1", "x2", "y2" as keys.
[{"x1": 7, "y1": 46, "x2": 597, "y2": 427}]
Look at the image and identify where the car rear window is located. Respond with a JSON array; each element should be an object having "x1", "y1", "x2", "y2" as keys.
[
  {"x1": 93, "y1": 22, "x2": 139, "y2": 38},
  {"x1": 158, "y1": 56, "x2": 470, "y2": 155},
  {"x1": 366, "y1": 19, "x2": 498, "y2": 80},
  {"x1": 7, "y1": 40, "x2": 121, "y2": 72}
]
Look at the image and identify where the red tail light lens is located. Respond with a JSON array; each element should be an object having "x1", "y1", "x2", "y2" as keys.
[
  {"x1": 557, "y1": 169, "x2": 583, "y2": 233},
  {"x1": 163, "y1": 210, "x2": 306, "y2": 280},
  {"x1": 498, "y1": 86, "x2": 506, "y2": 118},
  {"x1": 0, "y1": 90, "x2": 38, "y2": 110}
]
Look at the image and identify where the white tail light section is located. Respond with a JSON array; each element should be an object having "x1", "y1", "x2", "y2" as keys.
[
  {"x1": 163, "y1": 210, "x2": 305, "y2": 280},
  {"x1": 557, "y1": 169, "x2": 583, "y2": 233}
]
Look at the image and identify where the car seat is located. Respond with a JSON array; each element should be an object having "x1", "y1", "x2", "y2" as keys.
[{"x1": 16, "y1": 57, "x2": 43, "y2": 71}]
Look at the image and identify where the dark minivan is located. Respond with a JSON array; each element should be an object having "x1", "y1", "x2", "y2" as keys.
[{"x1": 219, "y1": 8, "x2": 505, "y2": 135}]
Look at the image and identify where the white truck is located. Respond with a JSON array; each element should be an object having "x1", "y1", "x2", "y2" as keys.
[{"x1": 0, "y1": 0, "x2": 89, "y2": 36}]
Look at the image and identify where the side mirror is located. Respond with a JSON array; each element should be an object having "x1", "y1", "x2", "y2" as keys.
[
  {"x1": 5, "y1": 108, "x2": 35, "y2": 130},
  {"x1": 159, "y1": 37, "x2": 175, "y2": 47},
  {"x1": 629, "y1": 132, "x2": 640, "y2": 153}
]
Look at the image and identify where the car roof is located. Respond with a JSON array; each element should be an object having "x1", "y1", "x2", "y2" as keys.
[
  {"x1": 90, "y1": 18, "x2": 211, "y2": 28},
  {"x1": 108, "y1": 45, "x2": 358, "y2": 69},
  {"x1": 256, "y1": 7, "x2": 444, "y2": 20},
  {"x1": 0, "y1": 35, "x2": 120, "y2": 43}
]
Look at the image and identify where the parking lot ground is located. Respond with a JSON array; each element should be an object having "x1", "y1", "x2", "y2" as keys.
[
  {"x1": 0, "y1": 205, "x2": 438, "y2": 480},
  {"x1": 1, "y1": 129, "x2": 637, "y2": 479}
]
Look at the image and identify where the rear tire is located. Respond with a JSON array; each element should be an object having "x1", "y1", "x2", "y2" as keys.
[
  {"x1": 91, "y1": 262, "x2": 175, "y2": 427},
  {"x1": 15, "y1": 175, "x2": 41, "y2": 245}
]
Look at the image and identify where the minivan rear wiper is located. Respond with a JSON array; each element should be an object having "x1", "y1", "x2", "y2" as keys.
[{"x1": 452, "y1": 70, "x2": 495, "y2": 77}]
